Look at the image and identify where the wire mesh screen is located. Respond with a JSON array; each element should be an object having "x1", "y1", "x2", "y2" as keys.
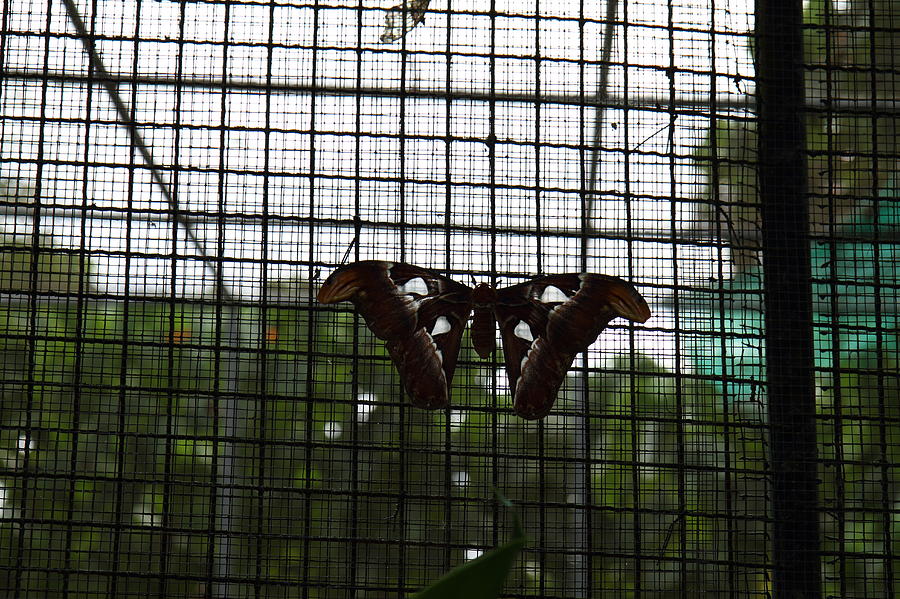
[{"x1": 1, "y1": 0, "x2": 897, "y2": 597}]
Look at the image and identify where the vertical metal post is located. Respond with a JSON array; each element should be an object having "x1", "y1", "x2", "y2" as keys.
[{"x1": 755, "y1": 2, "x2": 823, "y2": 598}]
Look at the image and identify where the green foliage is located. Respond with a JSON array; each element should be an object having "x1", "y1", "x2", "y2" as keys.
[
  {"x1": 0, "y1": 207, "x2": 95, "y2": 294},
  {"x1": 817, "y1": 353, "x2": 900, "y2": 598},
  {"x1": 0, "y1": 290, "x2": 897, "y2": 597},
  {"x1": 0, "y1": 295, "x2": 742, "y2": 596},
  {"x1": 587, "y1": 356, "x2": 771, "y2": 596},
  {"x1": 411, "y1": 492, "x2": 525, "y2": 599},
  {"x1": 693, "y1": 0, "x2": 900, "y2": 272}
]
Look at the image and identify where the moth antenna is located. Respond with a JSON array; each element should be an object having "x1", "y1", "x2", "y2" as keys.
[{"x1": 339, "y1": 232, "x2": 360, "y2": 265}]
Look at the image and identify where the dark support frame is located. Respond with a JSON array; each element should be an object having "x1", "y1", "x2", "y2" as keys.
[{"x1": 756, "y1": 1, "x2": 823, "y2": 598}]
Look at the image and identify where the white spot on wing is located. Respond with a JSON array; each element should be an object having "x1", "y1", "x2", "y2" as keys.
[
  {"x1": 540, "y1": 285, "x2": 569, "y2": 304},
  {"x1": 431, "y1": 316, "x2": 452, "y2": 336},
  {"x1": 513, "y1": 320, "x2": 534, "y2": 342},
  {"x1": 397, "y1": 277, "x2": 429, "y2": 296},
  {"x1": 403, "y1": 296, "x2": 425, "y2": 312}
]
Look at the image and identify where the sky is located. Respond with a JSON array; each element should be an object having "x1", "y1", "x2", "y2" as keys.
[{"x1": 2, "y1": 0, "x2": 756, "y2": 367}]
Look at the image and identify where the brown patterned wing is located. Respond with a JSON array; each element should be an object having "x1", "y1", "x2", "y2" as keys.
[
  {"x1": 493, "y1": 273, "x2": 651, "y2": 419},
  {"x1": 317, "y1": 261, "x2": 473, "y2": 409}
]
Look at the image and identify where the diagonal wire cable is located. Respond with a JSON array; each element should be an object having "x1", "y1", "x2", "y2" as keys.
[
  {"x1": 585, "y1": 0, "x2": 620, "y2": 227},
  {"x1": 59, "y1": 0, "x2": 234, "y2": 302}
]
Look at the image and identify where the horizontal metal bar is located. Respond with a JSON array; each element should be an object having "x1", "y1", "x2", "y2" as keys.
[
  {"x1": 2, "y1": 205, "x2": 898, "y2": 244},
  {"x1": 9, "y1": 69, "x2": 900, "y2": 115},
  {"x1": 5, "y1": 68, "x2": 754, "y2": 111}
]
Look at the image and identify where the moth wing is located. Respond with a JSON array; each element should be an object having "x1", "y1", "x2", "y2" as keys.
[
  {"x1": 494, "y1": 273, "x2": 650, "y2": 419},
  {"x1": 318, "y1": 261, "x2": 472, "y2": 409}
]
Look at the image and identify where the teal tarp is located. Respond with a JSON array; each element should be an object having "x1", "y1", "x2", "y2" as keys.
[{"x1": 686, "y1": 193, "x2": 899, "y2": 401}]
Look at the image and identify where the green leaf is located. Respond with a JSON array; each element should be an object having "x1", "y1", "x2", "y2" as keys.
[{"x1": 410, "y1": 491, "x2": 526, "y2": 599}]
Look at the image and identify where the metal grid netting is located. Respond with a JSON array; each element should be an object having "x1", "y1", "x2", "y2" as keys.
[{"x1": 0, "y1": 0, "x2": 896, "y2": 597}]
